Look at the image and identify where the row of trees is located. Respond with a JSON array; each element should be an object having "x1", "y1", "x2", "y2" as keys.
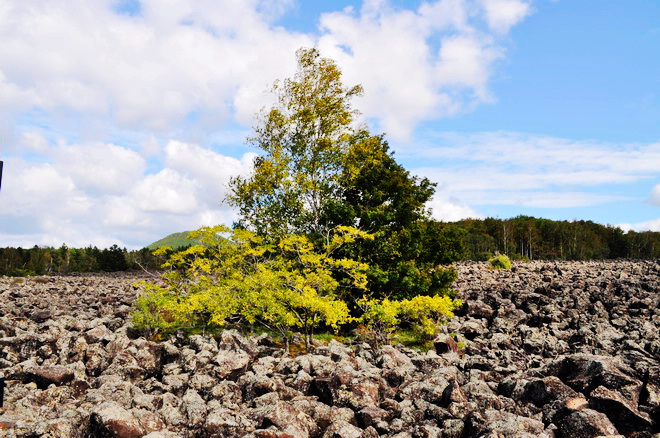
[
  {"x1": 2, "y1": 215, "x2": 655, "y2": 278},
  {"x1": 455, "y1": 216, "x2": 660, "y2": 261},
  {"x1": 0, "y1": 245, "x2": 163, "y2": 276}
]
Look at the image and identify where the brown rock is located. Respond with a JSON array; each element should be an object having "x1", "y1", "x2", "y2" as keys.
[
  {"x1": 25, "y1": 366, "x2": 75, "y2": 389},
  {"x1": 523, "y1": 376, "x2": 580, "y2": 407},
  {"x1": 251, "y1": 400, "x2": 319, "y2": 438},
  {"x1": 565, "y1": 397, "x2": 588, "y2": 410},
  {"x1": 356, "y1": 405, "x2": 388, "y2": 428},
  {"x1": 90, "y1": 401, "x2": 145, "y2": 438},
  {"x1": 204, "y1": 407, "x2": 256, "y2": 437},
  {"x1": 588, "y1": 385, "x2": 653, "y2": 434},
  {"x1": 322, "y1": 419, "x2": 363, "y2": 438},
  {"x1": 435, "y1": 335, "x2": 460, "y2": 355},
  {"x1": 555, "y1": 408, "x2": 619, "y2": 437}
]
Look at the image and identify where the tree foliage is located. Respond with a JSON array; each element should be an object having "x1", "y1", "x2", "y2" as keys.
[
  {"x1": 357, "y1": 294, "x2": 462, "y2": 347},
  {"x1": 454, "y1": 216, "x2": 660, "y2": 261},
  {"x1": 132, "y1": 226, "x2": 372, "y2": 349},
  {"x1": 228, "y1": 47, "x2": 462, "y2": 300},
  {"x1": 0, "y1": 244, "x2": 163, "y2": 276},
  {"x1": 228, "y1": 47, "x2": 363, "y2": 236}
]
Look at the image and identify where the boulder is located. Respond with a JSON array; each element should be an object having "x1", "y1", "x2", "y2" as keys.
[
  {"x1": 89, "y1": 402, "x2": 145, "y2": 438},
  {"x1": 25, "y1": 366, "x2": 75, "y2": 389}
]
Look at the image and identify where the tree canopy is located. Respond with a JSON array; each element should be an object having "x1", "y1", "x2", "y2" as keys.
[
  {"x1": 228, "y1": 47, "x2": 363, "y2": 237},
  {"x1": 228, "y1": 47, "x2": 462, "y2": 300}
]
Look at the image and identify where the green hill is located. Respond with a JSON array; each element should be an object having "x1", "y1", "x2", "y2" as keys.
[{"x1": 146, "y1": 231, "x2": 198, "y2": 250}]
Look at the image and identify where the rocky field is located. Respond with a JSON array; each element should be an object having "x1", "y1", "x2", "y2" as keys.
[{"x1": 0, "y1": 260, "x2": 658, "y2": 437}]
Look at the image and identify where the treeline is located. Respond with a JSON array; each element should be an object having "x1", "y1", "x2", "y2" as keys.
[
  {"x1": 451, "y1": 216, "x2": 660, "y2": 261},
  {"x1": 0, "y1": 244, "x2": 163, "y2": 276},
  {"x1": 1, "y1": 216, "x2": 657, "y2": 277}
]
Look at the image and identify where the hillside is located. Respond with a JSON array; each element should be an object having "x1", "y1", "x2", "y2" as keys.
[{"x1": 146, "y1": 231, "x2": 198, "y2": 250}]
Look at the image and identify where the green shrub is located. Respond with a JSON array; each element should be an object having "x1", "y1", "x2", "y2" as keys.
[{"x1": 488, "y1": 254, "x2": 512, "y2": 269}]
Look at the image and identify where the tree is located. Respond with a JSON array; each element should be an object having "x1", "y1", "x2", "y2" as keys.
[
  {"x1": 228, "y1": 48, "x2": 462, "y2": 300},
  {"x1": 132, "y1": 225, "x2": 371, "y2": 350},
  {"x1": 228, "y1": 47, "x2": 363, "y2": 237},
  {"x1": 98, "y1": 244, "x2": 129, "y2": 272}
]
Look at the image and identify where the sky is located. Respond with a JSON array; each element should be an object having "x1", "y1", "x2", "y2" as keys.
[{"x1": 0, "y1": 0, "x2": 659, "y2": 249}]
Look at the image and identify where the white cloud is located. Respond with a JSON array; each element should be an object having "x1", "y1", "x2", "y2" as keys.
[
  {"x1": 479, "y1": 0, "x2": 532, "y2": 33},
  {"x1": 428, "y1": 197, "x2": 482, "y2": 221},
  {"x1": 407, "y1": 132, "x2": 660, "y2": 209},
  {"x1": 54, "y1": 143, "x2": 146, "y2": 194},
  {"x1": 164, "y1": 141, "x2": 256, "y2": 205},
  {"x1": 317, "y1": 0, "x2": 521, "y2": 139},
  {"x1": 0, "y1": 0, "x2": 539, "y2": 247},
  {"x1": 131, "y1": 169, "x2": 199, "y2": 214},
  {"x1": 648, "y1": 184, "x2": 660, "y2": 207},
  {"x1": 0, "y1": 0, "x2": 311, "y2": 131},
  {"x1": 618, "y1": 218, "x2": 660, "y2": 233},
  {"x1": 0, "y1": 0, "x2": 528, "y2": 141},
  {"x1": 0, "y1": 139, "x2": 254, "y2": 248}
]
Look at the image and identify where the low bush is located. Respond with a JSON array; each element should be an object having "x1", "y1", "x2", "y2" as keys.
[{"x1": 488, "y1": 254, "x2": 512, "y2": 269}]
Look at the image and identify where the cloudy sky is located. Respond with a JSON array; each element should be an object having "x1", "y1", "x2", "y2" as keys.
[{"x1": 0, "y1": 0, "x2": 659, "y2": 249}]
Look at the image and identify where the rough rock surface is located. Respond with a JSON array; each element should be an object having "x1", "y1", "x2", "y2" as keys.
[{"x1": 0, "y1": 261, "x2": 658, "y2": 437}]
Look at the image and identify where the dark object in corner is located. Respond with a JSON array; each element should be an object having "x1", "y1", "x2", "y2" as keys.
[
  {"x1": 0, "y1": 377, "x2": 5, "y2": 407},
  {"x1": 0, "y1": 160, "x2": 3, "y2": 192}
]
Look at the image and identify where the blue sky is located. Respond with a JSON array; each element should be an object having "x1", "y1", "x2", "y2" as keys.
[{"x1": 0, "y1": 0, "x2": 658, "y2": 249}]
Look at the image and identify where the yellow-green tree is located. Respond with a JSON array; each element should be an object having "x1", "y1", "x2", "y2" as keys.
[
  {"x1": 132, "y1": 225, "x2": 372, "y2": 350},
  {"x1": 228, "y1": 47, "x2": 363, "y2": 237}
]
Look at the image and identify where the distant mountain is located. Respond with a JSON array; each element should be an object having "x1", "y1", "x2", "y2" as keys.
[{"x1": 146, "y1": 231, "x2": 198, "y2": 250}]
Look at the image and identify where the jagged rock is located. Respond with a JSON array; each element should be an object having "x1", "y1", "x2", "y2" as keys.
[
  {"x1": 90, "y1": 401, "x2": 145, "y2": 438},
  {"x1": 434, "y1": 335, "x2": 459, "y2": 355},
  {"x1": 291, "y1": 397, "x2": 356, "y2": 431},
  {"x1": 321, "y1": 419, "x2": 363, "y2": 438},
  {"x1": 588, "y1": 385, "x2": 653, "y2": 434},
  {"x1": 0, "y1": 263, "x2": 658, "y2": 436},
  {"x1": 204, "y1": 407, "x2": 256, "y2": 437},
  {"x1": 213, "y1": 349, "x2": 251, "y2": 379},
  {"x1": 543, "y1": 354, "x2": 643, "y2": 405},
  {"x1": 250, "y1": 400, "x2": 319, "y2": 437},
  {"x1": 555, "y1": 407, "x2": 620, "y2": 437},
  {"x1": 182, "y1": 388, "x2": 207, "y2": 427},
  {"x1": 356, "y1": 405, "x2": 388, "y2": 428},
  {"x1": 481, "y1": 409, "x2": 549, "y2": 437},
  {"x1": 522, "y1": 376, "x2": 580, "y2": 407},
  {"x1": 25, "y1": 365, "x2": 75, "y2": 389}
]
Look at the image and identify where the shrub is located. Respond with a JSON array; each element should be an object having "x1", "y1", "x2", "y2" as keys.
[
  {"x1": 356, "y1": 294, "x2": 462, "y2": 347},
  {"x1": 131, "y1": 225, "x2": 371, "y2": 351},
  {"x1": 488, "y1": 254, "x2": 512, "y2": 269}
]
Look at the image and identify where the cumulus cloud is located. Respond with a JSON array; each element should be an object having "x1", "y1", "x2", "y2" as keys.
[
  {"x1": 428, "y1": 197, "x2": 482, "y2": 221},
  {"x1": 0, "y1": 0, "x2": 537, "y2": 247},
  {"x1": 618, "y1": 218, "x2": 660, "y2": 233},
  {"x1": 0, "y1": 139, "x2": 254, "y2": 248},
  {"x1": 0, "y1": 0, "x2": 311, "y2": 132},
  {"x1": 317, "y1": 0, "x2": 523, "y2": 139},
  {"x1": 0, "y1": 0, "x2": 529, "y2": 140},
  {"x1": 479, "y1": 0, "x2": 532, "y2": 33}
]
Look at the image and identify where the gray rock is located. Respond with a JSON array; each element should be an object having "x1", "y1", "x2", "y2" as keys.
[{"x1": 322, "y1": 419, "x2": 363, "y2": 438}]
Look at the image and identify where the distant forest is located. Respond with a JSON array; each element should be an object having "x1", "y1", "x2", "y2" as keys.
[
  {"x1": 452, "y1": 216, "x2": 659, "y2": 260},
  {"x1": 0, "y1": 244, "x2": 163, "y2": 276},
  {"x1": 0, "y1": 216, "x2": 658, "y2": 276}
]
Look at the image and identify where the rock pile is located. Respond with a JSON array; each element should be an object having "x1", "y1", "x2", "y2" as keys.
[{"x1": 0, "y1": 261, "x2": 657, "y2": 437}]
